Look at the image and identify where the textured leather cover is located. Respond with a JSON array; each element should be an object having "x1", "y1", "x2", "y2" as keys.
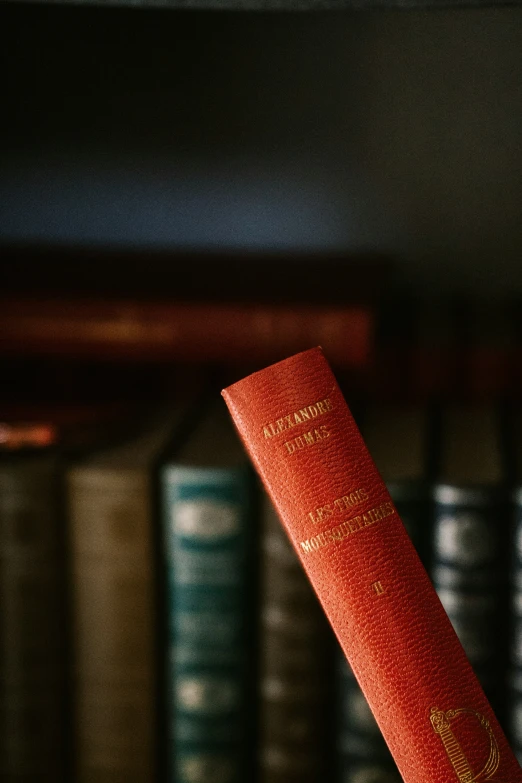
[{"x1": 222, "y1": 347, "x2": 522, "y2": 783}]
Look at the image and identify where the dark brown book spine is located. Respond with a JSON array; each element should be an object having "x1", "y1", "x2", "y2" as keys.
[
  {"x1": 258, "y1": 494, "x2": 330, "y2": 783},
  {"x1": 67, "y1": 466, "x2": 156, "y2": 783},
  {"x1": 0, "y1": 454, "x2": 68, "y2": 781}
]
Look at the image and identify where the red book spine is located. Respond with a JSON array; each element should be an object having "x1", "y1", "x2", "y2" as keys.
[
  {"x1": 0, "y1": 298, "x2": 372, "y2": 368},
  {"x1": 222, "y1": 347, "x2": 522, "y2": 783}
]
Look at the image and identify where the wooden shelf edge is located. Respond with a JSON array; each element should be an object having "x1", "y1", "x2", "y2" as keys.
[{"x1": 4, "y1": 0, "x2": 522, "y2": 11}]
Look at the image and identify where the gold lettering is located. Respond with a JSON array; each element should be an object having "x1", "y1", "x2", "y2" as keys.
[
  {"x1": 309, "y1": 505, "x2": 335, "y2": 524},
  {"x1": 335, "y1": 490, "x2": 368, "y2": 511},
  {"x1": 284, "y1": 425, "x2": 332, "y2": 456},
  {"x1": 285, "y1": 441, "x2": 295, "y2": 455},
  {"x1": 311, "y1": 489, "x2": 368, "y2": 522},
  {"x1": 261, "y1": 397, "x2": 334, "y2": 439},
  {"x1": 299, "y1": 500, "x2": 396, "y2": 555}
]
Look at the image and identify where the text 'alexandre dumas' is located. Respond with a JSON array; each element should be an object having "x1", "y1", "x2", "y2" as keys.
[{"x1": 262, "y1": 397, "x2": 333, "y2": 455}]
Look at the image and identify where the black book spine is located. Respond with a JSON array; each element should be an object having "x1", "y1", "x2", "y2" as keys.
[
  {"x1": 336, "y1": 657, "x2": 400, "y2": 783},
  {"x1": 432, "y1": 484, "x2": 509, "y2": 715},
  {"x1": 0, "y1": 452, "x2": 69, "y2": 782},
  {"x1": 508, "y1": 487, "x2": 522, "y2": 762},
  {"x1": 388, "y1": 482, "x2": 432, "y2": 570}
]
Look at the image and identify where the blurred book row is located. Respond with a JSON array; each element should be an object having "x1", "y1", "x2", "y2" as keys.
[
  {"x1": 4, "y1": 294, "x2": 522, "y2": 402},
  {"x1": 1, "y1": 392, "x2": 522, "y2": 783}
]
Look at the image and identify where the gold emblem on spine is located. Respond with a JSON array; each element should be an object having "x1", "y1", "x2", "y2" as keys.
[{"x1": 430, "y1": 707, "x2": 500, "y2": 782}]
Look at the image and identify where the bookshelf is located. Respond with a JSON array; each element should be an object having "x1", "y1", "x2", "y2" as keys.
[{"x1": 2, "y1": 2, "x2": 522, "y2": 782}]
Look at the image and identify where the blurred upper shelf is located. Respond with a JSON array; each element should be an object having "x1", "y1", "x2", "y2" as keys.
[{"x1": 7, "y1": 0, "x2": 522, "y2": 9}]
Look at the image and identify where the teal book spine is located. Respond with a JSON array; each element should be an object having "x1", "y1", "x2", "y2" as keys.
[{"x1": 161, "y1": 465, "x2": 254, "y2": 783}]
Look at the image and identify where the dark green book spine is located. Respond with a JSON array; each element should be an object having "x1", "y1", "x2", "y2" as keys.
[{"x1": 161, "y1": 464, "x2": 254, "y2": 783}]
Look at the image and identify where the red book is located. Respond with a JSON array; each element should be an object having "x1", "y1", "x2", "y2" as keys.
[
  {"x1": 222, "y1": 347, "x2": 522, "y2": 783},
  {"x1": 0, "y1": 298, "x2": 372, "y2": 368}
]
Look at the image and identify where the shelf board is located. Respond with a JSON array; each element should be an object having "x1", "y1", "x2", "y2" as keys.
[
  {"x1": 5, "y1": 0, "x2": 522, "y2": 9},
  {"x1": 0, "y1": 244, "x2": 391, "y2": 303}
]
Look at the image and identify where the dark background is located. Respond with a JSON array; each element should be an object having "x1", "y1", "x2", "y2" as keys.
[{"x1": 2, "y1": 3, "x2": 522, "y2": 296}]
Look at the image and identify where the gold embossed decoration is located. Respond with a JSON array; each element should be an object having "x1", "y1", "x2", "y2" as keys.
[{"x1": 430, "y1": 707, "x2": 500, "y2": 782}]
